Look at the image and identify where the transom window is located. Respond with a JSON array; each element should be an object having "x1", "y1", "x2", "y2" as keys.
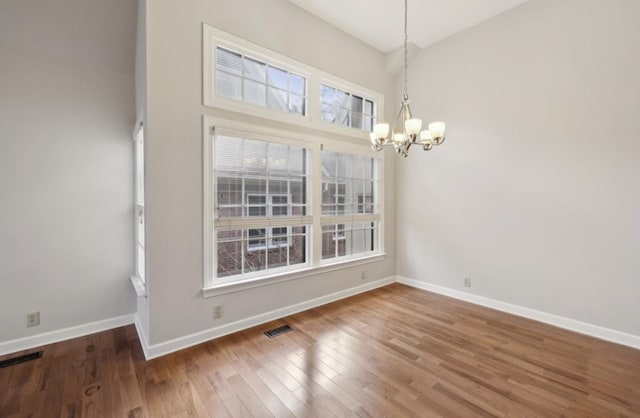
[
  {"x1": 216, "y1": 47, "x2": 306, "y2": 116},
  {"x1": 204, "y1": 25, "x2": 384, "y2": 140},
  {"x1": 321, "y1": 84, "x2": 376, "y2": 132}
]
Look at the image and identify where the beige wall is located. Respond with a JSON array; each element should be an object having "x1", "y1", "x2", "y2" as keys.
[
  {"x1": 396, "y1": 0, "x2": 640, "y2": 336},
  {"x1": 144, "y1": 0, "x2": 396, "y2": 345},
  {"x1": 0, "y1": 0, "x2": 137, "y2": 344}
]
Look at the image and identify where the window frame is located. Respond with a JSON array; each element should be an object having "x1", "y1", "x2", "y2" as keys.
[
  {"x1": 203, "y1": 24, "x2": 384, "y2": 141},
  {"x1": 203, "y1": 116, "x2": 385, "y2": 296},
  {"x1": 130, "y1": 120, "x2": 146, "y2": 297}
]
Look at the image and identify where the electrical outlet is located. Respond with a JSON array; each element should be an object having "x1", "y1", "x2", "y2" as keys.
[
  {"x1": 26, "y1": 311, "x2": 40, "y2": 327},
  {"x1": 464, "y1": 278, "x2": 471, "y2": 288},
  {"x1": 360, "y1": 271, "x2": 366, "y2": 280},
  {"x1": 213, "y1": 305, "x2": 224, "y2": 319}
]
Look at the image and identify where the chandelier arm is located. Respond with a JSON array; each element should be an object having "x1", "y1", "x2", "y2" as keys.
[{"x1": 370, "y1": 0, "x2": 447, "y2": 157}]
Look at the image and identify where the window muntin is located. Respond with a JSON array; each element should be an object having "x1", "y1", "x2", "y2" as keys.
[
  {"x1": 204, "y1": 25, "x2": 384, "y2": 141},
  {"x1": 216, "y1": 47, "x2": 307, "y2": 116},
  {"x1": 321, "y1": 84, "x2": 376, "y2": 132},
  {"x1": 213, "y1": 135, "x2": 310, "y2": 280}
]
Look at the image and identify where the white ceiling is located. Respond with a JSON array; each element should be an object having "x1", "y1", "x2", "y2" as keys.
[{"x1": 288, "y1": 0, "x2": 528, "y2": 53}]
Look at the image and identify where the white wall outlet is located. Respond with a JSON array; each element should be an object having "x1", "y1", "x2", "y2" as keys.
[
  {"x1": 464, "y1": 278, "x2": 472, "y2": 288},
  {"x1": 26, "y1": 311, "x2": 40, "y2": 327},
  {"x1": 360, "y1": 271, "x2": 366, "y2": 280},
  {"x1": 213, "y1": 305, "x2": 224, "y2": 319}
]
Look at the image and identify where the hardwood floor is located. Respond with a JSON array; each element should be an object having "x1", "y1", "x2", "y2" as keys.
[{"x1": 1, "y1": 283, "x2": 639, "y2": 417}]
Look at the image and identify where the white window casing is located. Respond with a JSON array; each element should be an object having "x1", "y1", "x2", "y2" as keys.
[{"x1": 203, "y1": 116, "x2": 385, "y2": 296}]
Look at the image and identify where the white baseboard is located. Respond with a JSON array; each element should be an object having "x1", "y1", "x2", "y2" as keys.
[
  {"x1": 134, "y1": 315, "x2": 151, "y2": 360},
  {"x1": 142, "y1": 276, "x2": 395, "y2": 359},
  {"x1": 396, "y1": 276, "x2": 640, "y2": 350},
  {"x1": 0, "y1": 314, "x2": 135, "y2": 356}
]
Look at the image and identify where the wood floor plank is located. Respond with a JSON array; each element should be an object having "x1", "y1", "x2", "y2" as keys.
[{"x1": 1, "y1": 283, "x2": 639, "y2": 417}]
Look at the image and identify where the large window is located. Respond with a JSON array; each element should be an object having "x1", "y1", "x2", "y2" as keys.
[
  {"x1": 321, "y1": 151, "x2": 378, "y2": 260},
  {"x1": 205, "y1": 120, "x2": 383, "y2": 290},
  {"x1": 213, "y1": 135, "x2": 310, "y2": 279}
]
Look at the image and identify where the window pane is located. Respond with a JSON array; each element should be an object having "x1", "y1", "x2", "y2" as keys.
[
  {"x1": 267, "y1": 66, "x2": 288, "y2": 89},
  {"x1": 321, "y1": 85, "x2": 335, "y2": 104},
  {"x1": 289, "y1": 94, "x2": 305, "y2": 115},
  {"x1": 336, "y1": 107, "x2": 350, "y2": 127},
  {"x1": 289, "y1": 226, "x2": 307, "y2": 267},
  {"x1": 244, "y1": 57, "x2": 266, "y2": 82},
  {"x1": 322, "y1": 152, "x2": 337, "y2": 177},
  {"x1": 268, "y1": 179, "x2": 287, "y2": 196},
  {"x1": 364, "y1": 116, "x2": 374, "y2": 132},
  {"x1": 351, "y1": 95, "x2": 363, "y2": 113},
  {"x1": 320, "y1": 84, "x2": 377, "y2": 132},
  {"x1": 364, "y1": 99, "x2": 374, "y2": 116},
  {"x1": 244, "y1": 79, "x2": 266, "y2": 106},
  {"x1": 217, "y1": 230, "x2": 243, "y2": 278},
  {"x1": 289, "y1": 74, "x2": 305, "y2": 95},
  {"x1": 217, "y1": 47, "x2": 242, "y2": 76},
  {"x1": 337, "y1": 154, "x2": 351, "y2": 178},
  {"x1": 244, "y1": 179, "x2": 267, "y2": 207},
  {"x1": 336, "y1": 90, "x2": 350, "y2": 108},
  {"x1": 288, "y1": 148, "x2": 305, "y2": 175},
  {"x1": 320, "y1": 222, "x2": 377, "y2": 260},
  {"x1": 351, "y1": 156, "x2": 365, "y2": 180},
  {"x1": 216, "y1": 71, "x2": 242, "y2": 100},
  {"x1": 214, "y1": 135, "x2": 243, "y2": 171},
  {"x1": 322, "y1": 225, "x2": 337, "y2": 260},
  {"x1": 244, "y1": 247, "x2": 266, "y2": 273},
  {"x1": 243, "y1": 139, "x2": 267, "y2": 174},
  {"x1": 267, "y1": 87, "x2": 288, "y2": 111},
  {"x1": 268, "y1": 143, "x2": 288, "y2": 175},
  {"x1": 351, "y1": 112, "x2": 363, "y2": 130},
  {"x1": 216, "y1": 174, "x2": 242, "y2": 217}
]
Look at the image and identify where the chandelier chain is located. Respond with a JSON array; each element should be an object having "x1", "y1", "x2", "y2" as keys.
[{"x1": 403, "y1": 0, "x2": 408, "y2": 100}]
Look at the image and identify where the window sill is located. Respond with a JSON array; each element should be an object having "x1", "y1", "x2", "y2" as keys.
[
  {"x1": 130, "y1": 275, "x2": 147, "y2": 297},
  {"x1": 202, "y1": 253, "x2": 385, "y2": 297}
]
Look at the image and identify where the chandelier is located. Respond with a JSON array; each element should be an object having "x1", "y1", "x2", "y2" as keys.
[{"x1": 370, "y1": 0, "x2": 446, "y2": 157}]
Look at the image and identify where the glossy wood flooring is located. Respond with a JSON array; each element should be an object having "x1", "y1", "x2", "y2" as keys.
[{"x1": 1, "y1": 284, "x2": 639, "y2": 417}]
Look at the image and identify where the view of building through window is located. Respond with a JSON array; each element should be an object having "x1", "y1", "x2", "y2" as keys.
[
  {"x1": 212, "y1": 133, "x2": 380, "y2": 282},
  {"x1": 214, "y1": 135, "x2": 308, "y2": 278},
  {"x1": 321, "y1": 151, "x2": 377, "y2": 260}
]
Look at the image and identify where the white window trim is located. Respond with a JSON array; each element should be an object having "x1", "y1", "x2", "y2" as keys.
[
  {"x1": 130, "y1": 117, "x2": 146, "y2": 297},
  {"x1": 203, "y1": 116, "x2": 385, "y2": 296},
  {"x1": 203, "y1": 24, "x2": 384, "y2": 141}
]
